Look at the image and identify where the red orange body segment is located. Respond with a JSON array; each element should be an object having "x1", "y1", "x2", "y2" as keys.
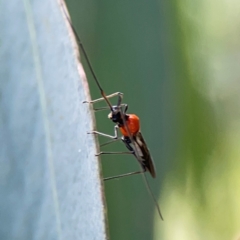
[{"x1": 119, "y1": 114, "x2": 140, "y2": 136}]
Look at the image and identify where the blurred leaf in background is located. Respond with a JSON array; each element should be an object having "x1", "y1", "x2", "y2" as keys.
[
  {"x1": 155, "y1": 0, "x2": 240, "y2": 239},
  {"x1": 66, "y1": 0, "x2": 240, "y2": 239}
]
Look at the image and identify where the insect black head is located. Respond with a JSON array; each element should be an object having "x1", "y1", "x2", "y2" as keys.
[
  {"x1": 108, "y1": 105, "x2": 121, "y2": 123},
  {"x1": 108, "y1": 105, "x2": 129, "y2": 126}
]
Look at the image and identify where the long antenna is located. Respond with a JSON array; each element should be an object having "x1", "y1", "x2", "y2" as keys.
[
  {"x1": 62, "y1": 3, "x2": 163, "y2": 220},
  {"x1": 62, "y1": 4, "x2": 113, "y2": 110},
  {"x1": 142, "y1": 173, "x2": 164, "y2": 220}
]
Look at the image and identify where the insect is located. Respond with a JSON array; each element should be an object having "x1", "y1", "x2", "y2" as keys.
[{"x1": 63, "y1": 5, "x2": 163, "y2": 220}]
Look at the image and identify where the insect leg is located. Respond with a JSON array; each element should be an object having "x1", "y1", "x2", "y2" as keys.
[
  {"x1": 95, "y1": 151, "x2": 134, "y2": 156},
  {"x1": 83, "y1": 92, "x2": 123, "y2": 104},
  {"x1": 116, "y1": 92, "x2": 123, "y2": 106},
  {"x1": 100, "y1": 138, "x2": 121, "y2": 147},
  {"x1": 89, "y1": 125, "x2": 121, "y2": 155},
  {"x1": 93, "y1": 103, "x2": 127, "y2": 112},
  {"x1": 122, "y1": 104, "x2": 128, "y2": 113},
  {"x1": 104, "y1": 168, "x2": 146, "y2": 181},
  {"x1": 121, "y1": 136, "x2": 134, "y2": 151},
  {"x1": 93, "y1": 106, "x2": 110, "y2": 111},
  {"x1": 97, "y1": 135, "x2": 134, "y2": 157},
  {"x1": 88, "y1": 125, "x2": 119, "y2": 139}
]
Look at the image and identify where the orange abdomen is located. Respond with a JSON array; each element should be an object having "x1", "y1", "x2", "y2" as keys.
[{"x1": 119, "y1": 114, "x2": 140, "y2": 137}]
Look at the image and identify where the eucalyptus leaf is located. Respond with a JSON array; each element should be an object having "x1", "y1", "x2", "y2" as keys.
[{"x1": 0, "y1": 0, "x2": 107, "y2": 239}]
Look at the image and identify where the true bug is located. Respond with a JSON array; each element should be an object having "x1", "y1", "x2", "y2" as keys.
[{"x1": 63, "y1": 5, "x2": 163, "y2": 220}]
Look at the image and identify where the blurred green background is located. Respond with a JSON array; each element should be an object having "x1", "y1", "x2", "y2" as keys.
[{"x1": 66, "y1": 0, "x2": 240, "y2": 239}]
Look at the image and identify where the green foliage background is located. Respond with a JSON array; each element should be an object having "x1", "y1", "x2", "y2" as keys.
[{"x1": 66, "y1": 0, "x2": 240, "y2": 239}]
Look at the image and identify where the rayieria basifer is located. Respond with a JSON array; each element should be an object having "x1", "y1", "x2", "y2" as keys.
[{"x1": 62, "y1": 4, "x2": 164, "y2": 220}]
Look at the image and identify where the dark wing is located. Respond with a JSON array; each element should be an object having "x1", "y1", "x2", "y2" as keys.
[{"x1": 132, "y1": 132, "x2": 156, "y2": 178}]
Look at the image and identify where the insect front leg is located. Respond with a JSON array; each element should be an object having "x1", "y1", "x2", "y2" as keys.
[
  {"x1": 83, "y1": 92, "x2": 123, "y2": 104},
  {"x1": 88, "y1": 125, "x2": 119, "y2": 139},
  {"x1": 88, "y1": 126, "x2": 134, "y2": 156}
]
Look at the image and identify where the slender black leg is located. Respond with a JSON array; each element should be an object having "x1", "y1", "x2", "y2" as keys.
[
  {"x1": 100, "y1": 138, "x2": 121, "y2": 147},
  {"x1": 104, "y1": 168, "x2": 146, "y2": 181},
  {"x1": 93, "y1": 106, "x2": 110, "y2": 111},
  {"x1": 117, "y1": 92, "x2": 123, "y2": 107},
  {"x1": 122, "y1": 104, "x2": 128, "y2": 113},
  {"x1": 95, "y1": 151, "x2": 134, "y2": 156}
]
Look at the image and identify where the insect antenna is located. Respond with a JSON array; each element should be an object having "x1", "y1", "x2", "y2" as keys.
[
  {"x1": 62, "y1": 4, "x2": 113, "y2": 111},
  {"x1": 62, "y1": 3, "x2": 164, "y2": 220},
  {"x1": 142, "y1": 173, "x2": 164, "y2": 220}
]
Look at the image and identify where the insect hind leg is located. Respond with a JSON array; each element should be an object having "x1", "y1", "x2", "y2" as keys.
[
  {"x1": 104, "y1": 168, "x2": 146, "y2": 181},
  {"x1": 83, "y1": 92, "x2": 123, "y2": 104}
]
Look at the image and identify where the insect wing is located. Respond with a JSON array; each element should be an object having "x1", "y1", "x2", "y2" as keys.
[{"x1": 132, "y1": 132, "x2": 156, "y2": 178}]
